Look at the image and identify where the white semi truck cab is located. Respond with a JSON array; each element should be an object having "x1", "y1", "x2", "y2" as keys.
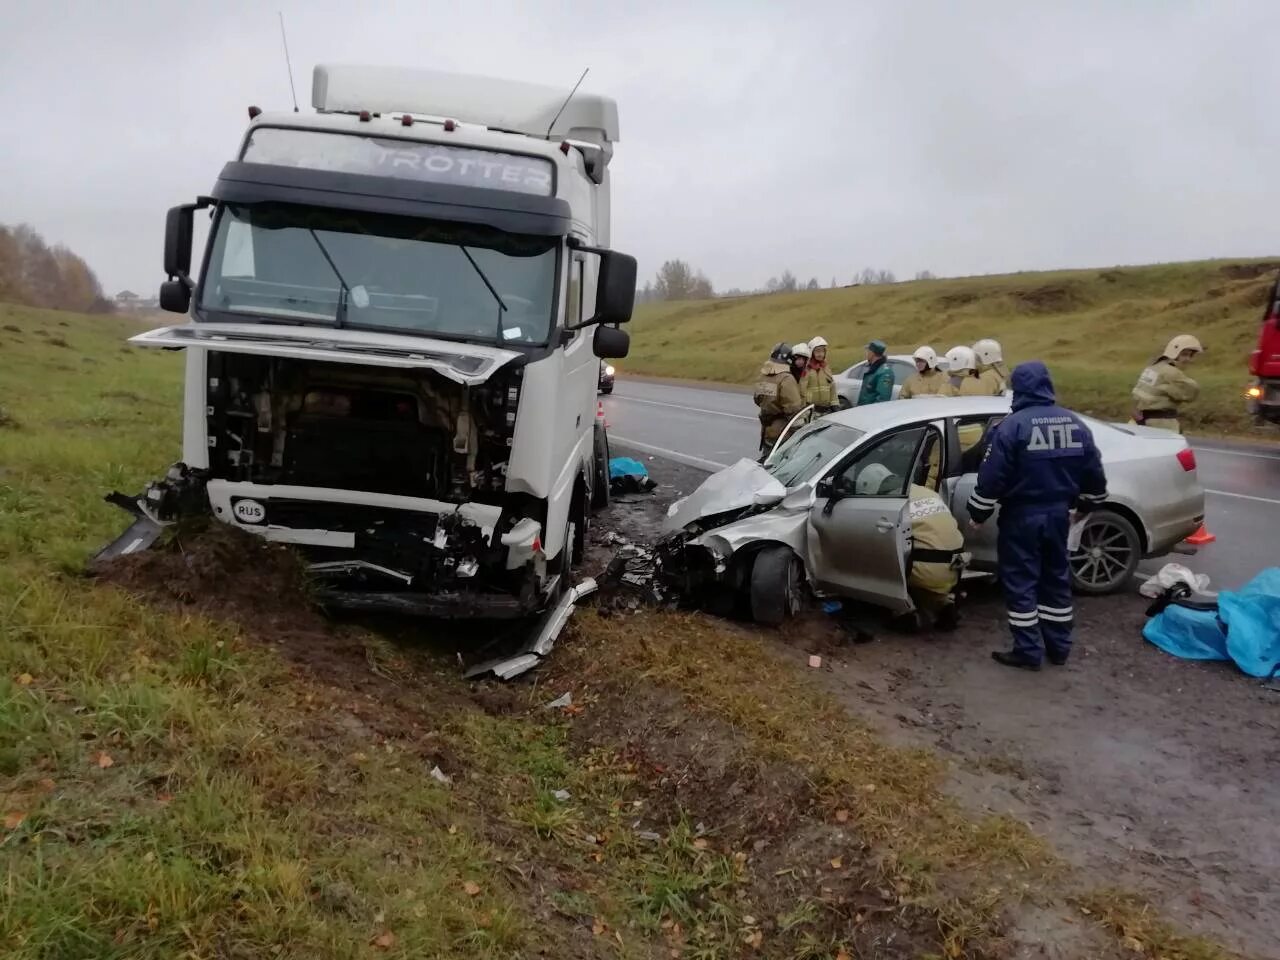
[{"x1": 100, "y1": 64, "x2": 636, "y2": 619}]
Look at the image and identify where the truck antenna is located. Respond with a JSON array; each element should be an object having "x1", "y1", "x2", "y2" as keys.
[
  {"x1": 545, "y1": 68, "x2": 589, "y2": 140},
  {"x1": 278, "y1": 12, "x2": 299, "y2": 112}
]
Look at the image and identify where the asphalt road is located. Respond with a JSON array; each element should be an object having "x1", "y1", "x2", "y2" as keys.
[{"x1": 604, "y1": 379, "x2": 1280, "y2": 591}]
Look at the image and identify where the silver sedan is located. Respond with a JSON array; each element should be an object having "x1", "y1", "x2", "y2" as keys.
[
  {"x1": 832, "y1": 354, "x2": 922, "y2": 406},
  {"x1": 658, "y1": 396, "x2": 1206, "y2": 624}
]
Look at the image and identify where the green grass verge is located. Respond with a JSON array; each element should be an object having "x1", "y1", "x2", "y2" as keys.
[{"x1": 624, "y1": 258, "x2": 1279, "y2": 437}]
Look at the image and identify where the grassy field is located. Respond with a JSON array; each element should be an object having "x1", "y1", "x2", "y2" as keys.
[
  {"x1": 624, "y1": 258, "x2": 1279, "y2": 437},
  {"x1": 0, "y1": 302, "x2": 1238, "y2": 958}
]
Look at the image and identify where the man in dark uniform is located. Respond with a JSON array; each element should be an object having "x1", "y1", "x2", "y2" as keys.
[{"x1": 966, "y1": 361, "x2": 1108, "y2": 670}]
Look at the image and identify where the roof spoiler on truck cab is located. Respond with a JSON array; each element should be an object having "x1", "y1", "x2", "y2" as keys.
[{"x1": 311, "y1": 64, "x2": 619, "y2": 165}]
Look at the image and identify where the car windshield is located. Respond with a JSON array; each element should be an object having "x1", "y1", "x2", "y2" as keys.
[
  {"x1": 767, "y1": 421, "x2": 864, "y2": 487},
  {"x1": 198, "y1": 202, "x2": 558, "y2": 345}
]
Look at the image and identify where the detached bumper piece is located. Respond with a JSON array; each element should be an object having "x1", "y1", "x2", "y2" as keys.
[
  {"x1": 465, "y1": 578, "x2": 598, "y2": 681},
  {"x1": 93, "y1": 464, "x2": 211, "y2": 563}
]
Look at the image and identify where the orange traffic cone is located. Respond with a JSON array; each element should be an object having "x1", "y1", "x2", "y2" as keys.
[
  {"x1": 1184, "y1": 524, "x2": 1216, "y2": 545},
  {"x1": 596, "y1": 400, "x2": 610, "y2": 428}
]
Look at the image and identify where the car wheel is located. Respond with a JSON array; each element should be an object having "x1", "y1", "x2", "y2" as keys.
[
  {"x1": 591, "y1": 424, "x2": 610, "y2": 511},
  {"x1": 600, "y1": 383, "x2": 613, "y2": 395},
  {"x1": 749, "y1": 545, "x2": 804, "y2": 625},
  {"x1": 1070, "y1": 509, "x2": 1140, "y2": 594}
]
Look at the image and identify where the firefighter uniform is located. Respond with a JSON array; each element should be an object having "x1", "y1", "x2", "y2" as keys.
[
  {"x1": 907, "y1": 483, "x2": 965, "y2": 626},
  {"x1": 754, "y1": 356, "x2": 804, "y2": 455},
  {"x1": 1131, "y1": 336, "x2": 1201, "y2": 433},
  {"x1": 966, "y1": 361, "x2": 1108, "y2": 669},
  {"x1": 901, "y1": 347, "x2": 948, "y2": 399}
]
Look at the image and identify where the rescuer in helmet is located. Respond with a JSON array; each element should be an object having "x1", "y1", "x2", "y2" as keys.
[
  {"x1": 754, "y1": 342, "x2": 805, "y2": 457},
  {"x1": 900, "y1": 345, "x2": 948, "y2": 398},
  {"x1": 802, "y1": 335, "x2": 838, "y2": 413},
  {"x1": 1131, "y1": 335, "x2": 1202, "y2": 433},
  {"x1": 973, "y1": 338, "x2": 1010, "y2": 395},
  {"x1": 940, "y1": 345, "x2": 984, "y2": 396}
]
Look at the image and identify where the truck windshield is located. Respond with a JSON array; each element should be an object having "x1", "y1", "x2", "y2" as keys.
[{"x1": 198, "y1": 202, "x2": 558, "y2": 345}]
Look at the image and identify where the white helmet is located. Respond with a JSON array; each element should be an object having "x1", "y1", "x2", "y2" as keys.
[
  {"x1": 808, "y1": 335, "x2": 828, "y2": 351},
  {"x1": 790, "y1": 341, "x2": 812, "y2": 360},
  {"x1": 1161, "y1": 334, "x2": 1202, "y2": 360},
  {"x1": 945, "y1": 345, "x2": 976, "y2": 373},
  {"x1": 855, "y1": 462, "x2": 899, "y2": 497},
  {"x1": 973, "y1": 338, "x2": 1003, "y2": 365},
  {"x1": 912, "y1": 345, "x2": 939, "y2": 368}
]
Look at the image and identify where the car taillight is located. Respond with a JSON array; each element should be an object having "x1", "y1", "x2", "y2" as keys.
[{"x1": 1176, "y1": 448, "x2": 1196, "y2": 472}]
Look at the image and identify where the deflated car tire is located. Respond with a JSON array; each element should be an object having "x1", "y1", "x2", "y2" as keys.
[{"x1": 750, "y1": 545, "x2": 803, "y2": 626}]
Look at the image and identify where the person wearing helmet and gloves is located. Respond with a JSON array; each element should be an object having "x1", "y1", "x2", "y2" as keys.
[
  {"x1": 802, "y1": 336, "x2": 839, "y2": 413},
  {"x1": 754, "y1": 342, "x2": 805, "y2": 458},
  {"x1": 900, "y1": 346, "x2": 948, "y2": 398},
  {"x1": 973, "y1": 338, "x2": 1010, "y2": 395},
  {"x1": 856, "y1": 339, "x2": 894, "y2": 405},
  {"x1": 1130, "y1": 335, "x2": 1202, "y2": 432},
  {"x1": 967, "y1": 361, "x2": 1108, "y2": 671},
  {"x1": 855, "y1": 463, "x2": 964, "y2": 630},
  {"x1": 940, "y1": 345, "x2": 986, "y2": 396}
]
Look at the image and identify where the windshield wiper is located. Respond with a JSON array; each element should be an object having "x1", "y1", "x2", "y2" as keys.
[
  {"x1": 458, "y1": 245, "x2": 508, "y2": 341},
  {"x1": 308, "y1": 229, "x2": 351, "y2": 327}
]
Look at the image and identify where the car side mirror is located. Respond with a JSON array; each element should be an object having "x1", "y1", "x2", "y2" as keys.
[
  {"x1": 815, "y1": 478, "x2": 834, "y2": 500},
  {"x1": 159, "y1": 279, "x2": 191, "y2": 314},
  {"x1": 593, "y1": 324, "x2": 630, "y2": 359}
]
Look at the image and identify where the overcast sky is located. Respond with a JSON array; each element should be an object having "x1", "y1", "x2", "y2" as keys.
[{"x1": 2, "y1": 0, "x2": 1277, "y2": 296}]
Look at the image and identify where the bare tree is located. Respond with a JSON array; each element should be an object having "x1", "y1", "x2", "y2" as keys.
[
  {"x1": 914, "y1": 270, "x2": 936, "y2": 281},
  {"x1": 856, "y1": 267, "x2": 897, "y2": 286},
  {"x1": 765, "y1": 276, "x2": 780, "y2": 293},
  {"x1": 654, "y1": 259, "x2": 714, "y2": 301},
  {"x1": 805, "y1": 277, "x2": 820, "y2": 291},
  {"x1": 778, "y1": 269, "x2": 798, "y2": 292},
  {"x1": 0, "y1": 221, "x2": 111, "y2": 313}
]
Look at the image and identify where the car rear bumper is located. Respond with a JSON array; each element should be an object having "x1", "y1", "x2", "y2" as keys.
[{"x1": 1247, "y1": 378, "x2": 1280, "y2": 423}]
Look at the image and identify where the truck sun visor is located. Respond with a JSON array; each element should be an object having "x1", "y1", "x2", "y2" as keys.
[{"x1": 243, "y1": 128, "x2": 555, "y2": 196}]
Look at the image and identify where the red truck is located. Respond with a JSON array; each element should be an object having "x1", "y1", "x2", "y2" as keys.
[{"x1": 1247, "y1": 274, "x2": 1280, "y2": 425}]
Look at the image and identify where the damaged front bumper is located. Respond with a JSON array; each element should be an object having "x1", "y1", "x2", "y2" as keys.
[{"x1": 96, "y1": 463, "x2": 558, "y2": 620}]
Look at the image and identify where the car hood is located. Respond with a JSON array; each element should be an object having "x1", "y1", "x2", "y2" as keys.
[
  {"x1": 664, "y1": 458, "x2": 786, "y2": 533},
  {"x1": 130, "y1": 323, "x2": 522, "y2": 386}
]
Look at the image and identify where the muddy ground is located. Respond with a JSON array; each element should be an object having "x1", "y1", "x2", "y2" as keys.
[{"x1": 601, "y1": 450, "x2": 1280, "y2": 960}]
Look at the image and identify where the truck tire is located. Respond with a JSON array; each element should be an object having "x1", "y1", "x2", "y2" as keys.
[
  {"x1": 749, "y1": 545, "x2": 803, "y2": 626},
  {"x1": 591, "y1": 423, "x2": 610, "y2": 511},
  {"x1": 1069, "y1": 509, "x2": 1141, "y2": 595}
]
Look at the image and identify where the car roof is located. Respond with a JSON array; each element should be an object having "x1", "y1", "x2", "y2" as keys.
[{"x1": 823, "y1": 395, "x2": 1011, "y2": 433}]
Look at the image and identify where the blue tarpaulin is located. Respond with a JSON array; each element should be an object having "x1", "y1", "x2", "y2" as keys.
[
  {"x1": 609, "y1": 457, "x2": 649, "y2": 481},
  {"x1": 1143, "y1": 568, "x2": 1280, "y2": 678}
]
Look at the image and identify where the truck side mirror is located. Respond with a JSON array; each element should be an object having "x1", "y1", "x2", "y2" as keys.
[
  {"x1": 159, "y1": 279, "x2": 191, "y2": 314},
  {"x1": 593, "y1": 324, "x2": 630, "y2": 359},
  {"x1": 590, "y1": 250, "x2": 637, "y2": 326},
  {"x1": 164, "y1": 204, "x2": 196, "y2": 282}
]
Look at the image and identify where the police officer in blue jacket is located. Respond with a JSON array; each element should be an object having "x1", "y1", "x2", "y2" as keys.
[{"x1": 966, "y1": 361, "x2": 1108, "y2": 670}]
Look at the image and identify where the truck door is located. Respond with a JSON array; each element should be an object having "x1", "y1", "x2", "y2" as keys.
[{"x1": 806, "y1": 425, "x2": 930, "y2": 612}]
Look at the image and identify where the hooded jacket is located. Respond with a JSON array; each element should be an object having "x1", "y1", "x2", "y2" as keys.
[{"x1": 966, "y1": 362, "x2": 1107, "y2": 521}]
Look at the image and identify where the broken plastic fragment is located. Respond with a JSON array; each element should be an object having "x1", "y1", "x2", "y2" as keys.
[
  {"x1": 808, "y1": 655, "x2": 822, "y2": 668},
  {"x1": 545, "y1": 692, "x2": 573, "y2": 710},
  {"x1": 635, "y1": 830, "x2": 662, "y2": 842},
  {"x1": 429, "y1": 765, "x2": 451, "y2": 785},
  {"x1": 551, "y1": 789, "x2": 571, "y2": 802}
]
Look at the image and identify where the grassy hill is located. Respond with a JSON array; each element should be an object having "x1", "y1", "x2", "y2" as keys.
[{"x1": 624, "y1": 258, "x2": 1279, "y2": 436}]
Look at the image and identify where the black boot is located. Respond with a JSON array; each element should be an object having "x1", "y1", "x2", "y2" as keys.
[
  {"x1": 934, "y1": 603, "x2": 959, "y2": 632},
  {"x1": 1047, "y1": 652, "x2": 1069, "y2": 666},
  {"x1": 991, "y1": 650, "x2": 1041, "y2": 671}
]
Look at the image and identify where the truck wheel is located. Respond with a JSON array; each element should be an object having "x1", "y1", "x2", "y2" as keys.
[
  {"x1": 591, "y1": 424, "x2": 611, "y2": 511},
  {"x1": 749, "y1": 545, "x2": 804, "y2": 626},
  {"x1": 1070, "y1": 509, "x2": 1141, "y2": 595}
]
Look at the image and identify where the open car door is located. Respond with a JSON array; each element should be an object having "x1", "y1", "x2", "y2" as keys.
[
  {"x1": 803, "y1": 425, "x2": 931, "y2": 613},
  {"x1": 764, "y1": 405, "x2": 815, "y2": 466}
]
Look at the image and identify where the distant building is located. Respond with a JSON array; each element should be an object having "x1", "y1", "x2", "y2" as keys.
[{"x1": 114, "y1": 289, "x2": 159, "y2": 312}]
